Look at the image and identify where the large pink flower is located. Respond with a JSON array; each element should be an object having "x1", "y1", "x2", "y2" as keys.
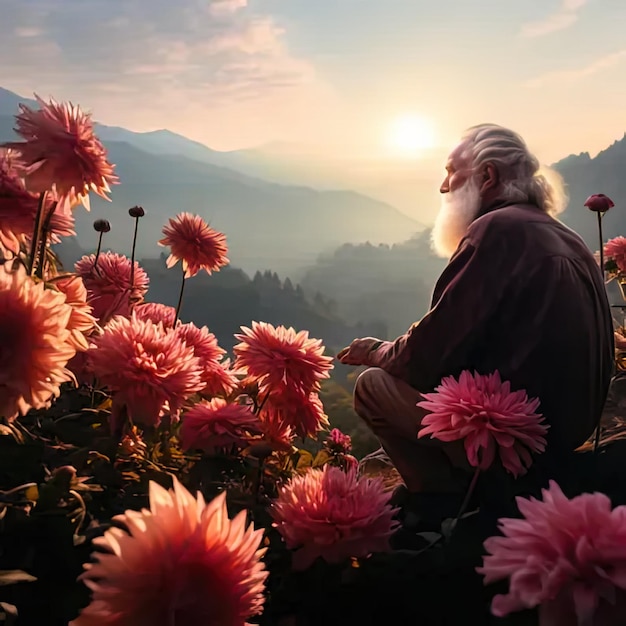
[
  {"x1": 52, "y1": 275, "x2": 96, "y2": 351},
  {"x1": 75, "y1": 253, "x2": 149, "y2": 325},
  {"x1": 417, "y1": 370, "x2": 548, "y2": 477},
  {"x1": 604, "y1": 236, "x2": 626, "y2": 275},
  {"x1": 134, "y1": 302, "x2": 177, "y2": 329},
  {"x1": 270, "y1": 466, "x2": 400, "y2": 570},
  {"x1": 71, "y1": 477, "x2": 267, "y2": 626},
  {"x1": 0, "y1": 262, "x2": 75, "y2": 420},
  {"x1": 3, "y1": 95, "x2": 118, "y2": 211},
  {"x1": 159, "y1": 213, "x2": 229, "y2": 278},
  {"x1": 233, "y1": 322, "x2": 333, "y2": 396},
  {"x1": 180, "y1": 398, "x2": 262, "y2": 454},
  {"x1": 0, "y1": 150, "x2": 75, "y2": 254},
  {"x1": 262, "y1": 389, "x2": 329, "y2": 438},
  {"x1": 478, "y1": 481, "x2": 626, "y2": 624},
  {"x1": 88, "y1": 314, "x2": 205, "y2": 428}
]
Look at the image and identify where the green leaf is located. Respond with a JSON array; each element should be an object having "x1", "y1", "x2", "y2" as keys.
[
  {"x1": 0, "y1": 570, "x2": 37, "y2": 586},
  {"x1": 294, "y1": 449, "x2": 314, "y2": 471}
]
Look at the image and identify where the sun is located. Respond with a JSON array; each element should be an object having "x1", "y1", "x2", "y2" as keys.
[{"x1": 386, "y1": 114, "x2": 436, "y2": 156}]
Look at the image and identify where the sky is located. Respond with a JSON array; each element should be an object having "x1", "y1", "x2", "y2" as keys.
[{"x1": 2, "y1": 0, "x2": 626, "y2": 168}]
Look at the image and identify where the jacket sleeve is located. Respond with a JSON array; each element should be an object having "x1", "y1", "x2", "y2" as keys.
[{"x1": 367, "y1": 227, "x2": 510, "y2": 390}]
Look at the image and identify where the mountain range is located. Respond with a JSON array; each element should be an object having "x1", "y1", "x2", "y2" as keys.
[{"x1": 0, "y1": 87, "x2": 421, "y2": 274}]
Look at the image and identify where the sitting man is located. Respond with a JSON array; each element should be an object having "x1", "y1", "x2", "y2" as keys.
[{"x1": 338, "y1": 123, "x2": 614, "y2": 522}]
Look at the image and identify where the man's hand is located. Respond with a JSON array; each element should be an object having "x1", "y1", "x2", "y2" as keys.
[{"x1": 336, "y1": 337, "x2": 383, "y2": 366}]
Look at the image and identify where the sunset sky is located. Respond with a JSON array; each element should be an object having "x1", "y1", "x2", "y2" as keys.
[{"x1": 2, "y1": 0, "x2": 626, "y2": 168}]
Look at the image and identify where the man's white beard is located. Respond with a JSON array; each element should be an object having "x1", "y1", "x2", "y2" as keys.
[{"x1": 431, "y1": 177, "x2": 482, "y2": 259}]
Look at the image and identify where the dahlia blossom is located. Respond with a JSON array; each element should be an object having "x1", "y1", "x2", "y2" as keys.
[
  {"x1": 417, "y1": 370, "x2": 548, "y2": 477},
  {"x1": 71, "y1": 477, "x2": 268, "y2": 626},
  {"x1": 0, "y1": 262, "x2": 76, "y2": 420},
  {"x1": 584, "y1": 194, "x2": 614, "y2": 214},
  {"x1": 52, "y1": 275, "x2": 96, "y2": 351},
  {"x1": 233, "y1": 322, "x2": 333, "y2": 396},
  {"x1": 3, "y1": 95, "x2": 118, "y2": 211},
  {"x1": 180, "y1": 398, "x2": 262, "y2": 454},
  {"x1": 325, "y1": 428, "x2": 352, "y2": 455},
  {"x1": 604, "y1": 236, "x2": 626, "y2": 276},
  {"x1": 0, "y1": 151, "x2": 75, "y2": 254},
  {"x1": 159, "y1": 213, "x2": 229, "y2": 278},
  {"x1": 88, "y1": 314, "x2": 205, "y2": 428},
  {"x1": 478, "y1": 481, "x2": 626, "y2": 625},
  {"x1": 134, "y1": 302, "x2": 177, "y2": 329},
  {"x1": 263, "y1": 390, "x2": 329, "y2": 439},
  {"x1": 75, "y1": 253, "x2": 149, "y2": 325},
  {"x1": 257, "y1": 407, "x2": 296, "y2": 453},
  {"x1": 271, "y1": 466, "x2": 400, "y2": 570}
]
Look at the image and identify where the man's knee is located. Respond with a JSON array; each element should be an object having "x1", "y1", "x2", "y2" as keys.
[{"x1": 353, "y1": 367, "x2": 385, "y2": 414}]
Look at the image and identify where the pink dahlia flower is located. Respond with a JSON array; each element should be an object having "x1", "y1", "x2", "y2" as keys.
[
  {"x1": 271, "y1": 466, "x2": 400, "y2": 570},
  {"x1": 263, "y1": 389, "x2": 329, "y2": 439},
  {"x1": 52, "y1": 275, "x2": 96, "y2": 351},
  {"x1": 158, "y1": 212, "x2": 229, "y2": 278},
  {"x1": 478, "y1": 481, "x2": 626, "y2": 625},
  {"x1": 134, "y1": 302, "x2": 177, "y2": 329},
  {"x1": 417, "y1": 370, "x2": 548, "y2": 477},
  {"x1": 71, "y1": 477, "x2": 267, "y2": 626},
  {"x1": 88, "y1": 314, "x2": 205, "y2": 428},
  {"x1": 0, "y1": 262, "x2": 75, "y2": 420},
  {"x1": 180, "y1": 398, "x2": 262, "y2": 454},
  {"x1": 0, "y1": 150, "x2": 75, "y2": 254},
  {"x1": 325, "y1": 428, "x2": 352, "y2": 455},
  {"x1": 604, "y1": 236, "x2": 626, "y2": 275},
  {"x1": 233, "y1": 321, "x2": 333, "y2": 396},
  {"x1": 75, "y1": 252, "x2": 149, "y2": 325},
  {"x1": 3, "y1": 95, "x2": 118, "y2": 211},
  {"x1": 584, "y1": 193, "x2": 614, "y2": 214},
  {"x1": 257, "y1": 407, "x2": 296, "y2": 453}
]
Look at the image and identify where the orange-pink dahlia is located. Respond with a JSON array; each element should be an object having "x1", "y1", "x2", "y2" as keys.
[
  {"x1": 180, "y1": 398, "x2": 262, "y2": 454},
  {"x1": 134, "y1": 302, "x2": 177, "y2": 329},
  {"x1": 418, "y1": 370, "x2": 548, "y2": 477},
  {"x1": 88, "y1": 313, "x2": 205, "y2": 428},
  {"x1": 271, "y1": 466, "x2": 400, "y2": 570},
  {"x1": 75, "y1": 252, "x2": 149, "y2": 325},
  {"x1": 0, "y1": 262, "x2": 76, "y2": 420},
  {"x1": 0, "y1": 150, "x2": 75, "y2": 254},
  {"x1": 233, "y1": 322, "x2": 333, "y2": 396},
  {"x1": 3, "y1": 95, "x2": 118, "y2": 211},
  {"x1": 604, "y1": 236, "x2": 626, "y2": 275},
  {"x1": 52, "y1": 275, "x2": 96, "y2": 351},
  {"x1": 257, "y1": 407, "x2": 296, "y2": 453},
  {"x1": 71, "y1": 477, "x2": 268, "y2": 626},
  {"x1": 263, "y1": 389, "x2": 329, "y2": 438},
  {"x1": 158, "y1": 213, "x2": 229, "y2": 278},
  {"x1": 478, "y1": 481, "x2": 626, "y2": 625}
]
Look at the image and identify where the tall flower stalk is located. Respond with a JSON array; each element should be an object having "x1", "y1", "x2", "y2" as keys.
[
  {"x1": 128, "y1": 206, "x2": 144, "y2": 288},
  {"x1": 92, "y1": 220, "x2": 111, "y2": 273},
  {"x1": 174, "y1": 265, "x2": 186, "y2": 323},
  {"x1": 35, "y1": 200, "x2": 59, "y2": 279},
  {"x1": 28, "y1": 191, "x2": 47, "y2": 275}
]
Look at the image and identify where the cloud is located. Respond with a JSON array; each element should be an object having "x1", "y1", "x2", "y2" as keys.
[
  {"x1": 525, "y1": 49, "x2": 626, "y2": 88},
  {"x1": 0, "y1": 0, "x2": 316, "y2": 113},
  {"x1": 519, "y1": 0, "x2": 588, "y2": 38}
]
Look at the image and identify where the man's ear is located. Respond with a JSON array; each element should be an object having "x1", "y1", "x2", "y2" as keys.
[{"x1": 480, "y1": 163, "x2": 499, "y2": 193}]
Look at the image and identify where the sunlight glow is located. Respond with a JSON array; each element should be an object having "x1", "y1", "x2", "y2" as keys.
[{"x1": 386, "y1": 114, "x2": 436, "y2": 156}]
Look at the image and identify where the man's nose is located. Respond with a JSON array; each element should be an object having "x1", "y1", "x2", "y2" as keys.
[{"x1": 439, "y1": 180, "x2": 449, "y2": 194}]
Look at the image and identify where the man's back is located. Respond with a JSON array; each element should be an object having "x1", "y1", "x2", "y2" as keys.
[{"x1": 453, "y1": 203, "x2": 614, "y2": 455}]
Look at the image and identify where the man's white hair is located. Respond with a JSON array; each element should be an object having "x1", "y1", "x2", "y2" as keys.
[{"x1": 461, "y1": 124, "x2": 568, "y2": 216}]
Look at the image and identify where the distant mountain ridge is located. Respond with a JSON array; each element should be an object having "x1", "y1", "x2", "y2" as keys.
[{"x1": 0, "y1": 87, "x2": 421, "y2": 274}]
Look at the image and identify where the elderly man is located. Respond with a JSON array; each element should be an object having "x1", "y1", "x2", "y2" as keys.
[{"x1": 338, "y1": 124, "x2": 614, "y2": 521}]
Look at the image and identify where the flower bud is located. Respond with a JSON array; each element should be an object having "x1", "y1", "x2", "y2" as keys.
[
  {"x1": 129, "y1": 205, "x2": 145, "y2": 218},
  {"x1": 93, "y1": 219, "x2": 111, "y2": 233},
  {"x1": 584, "y1": 194, "x2": 615, "y2": 213}
]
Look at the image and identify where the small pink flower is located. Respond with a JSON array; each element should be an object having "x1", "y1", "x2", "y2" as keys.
[
  {"x1": 159, "y1": 212, "x2": 229, "y2": 278},
  {"x1": 134, "y1": 302, "x2": 176, "y2": 329},
  {"x1": 88, "y1": 313, "x2": 205, "y2": 429},
  {"x1": 584, "y1": 194, "x2": 615, "y2": 213},
  {"x1": 417, "y1": 370, "x2": 548, "y2": 477},
  {"x1": 75, "y1": 252, "x2": 149, "y2": 325},
  {"x1": 604, "y1": 236, "x2": 626, "y2": 275},
  {"x1": 233, "y1": 321, "x2": 333, "y2": 396},
  {"x1": 325, "y1": 428, "x2": 352, "y2": 455},
  {"x1": 271, "y1": 466, "x2": 400, "y2": 570},
  {"x1": 52, "y1": 275, "x2": 96, "y2": 351},
  {"x1": 3, "y1": 95, "x2": 118, "y2": 211},
  {"x1": 71, "y1": 477, "x2": 268, "y2": 626},
  {"x1": 180, "y1": 398, "x2": 262, "y2": 454},
  {"x1": 478, "y1": 481, "x2": 626, "y2": 625}
]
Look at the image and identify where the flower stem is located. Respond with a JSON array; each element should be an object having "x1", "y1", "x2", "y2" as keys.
[
  {"x1": 453, "y1": 467, "x2": 481, "y2": 525},
  {"x1": 130, "y1": 216, "x2": 139, "y2": 286},
  {"x1": 28, "y1": 191, "x2": 48, "y2": 275},
  {"x1": 593, "y1": 211, "x2": 606, "y2": 457},
  {"x1": 174, "y1": 267, "x2": 186, "y2": 323},
  {"x1": 93, "y1": 232, "x2": 104, "y2": 272},
  {"x1": 35, "y1": 201, "x2": 58, "y2": 280}
]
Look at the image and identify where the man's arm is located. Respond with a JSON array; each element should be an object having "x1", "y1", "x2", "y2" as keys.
[{"x1": 367, "y1": 224, "x2": 511, "y2": 390}]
